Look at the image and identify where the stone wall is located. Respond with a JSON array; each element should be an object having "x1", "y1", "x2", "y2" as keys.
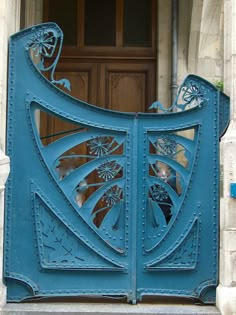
[
  {"x1": 216, "y1": 0, "x2": 236, "y2": 314},
  {"x1": 197, "y1": 0, "x2": 224, "y2": 82},
  {"x1": 184, "y1": 0, "x2": 224, "y2": 85}
]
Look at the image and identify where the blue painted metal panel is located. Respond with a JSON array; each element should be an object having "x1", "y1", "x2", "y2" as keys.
[
  {"x1": 230, "y1": 183, "x2": 236, "y2": 198},
  {"x1": 5, "y1": 23, "x2": 230, "y2": 304}
]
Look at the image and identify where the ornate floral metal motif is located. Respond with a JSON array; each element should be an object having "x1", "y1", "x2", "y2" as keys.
[
  {"x1": 102, "y1": 186, "x2": 122, "y2": 206},
  {"x1": 97, "y1": 161, "x2": 121, "y2": 181},
  {"x1": 182, "y1": 82, "x2": 206, "y2": 106},
  {"x1": 149, "y1": 80, "x2": 208, "y2": 113},
  {"x1": 145, "y1": 130, "x2": 197, "y2": 251},
  {"x1": 51, "y1": 131, "x2": 125, "y2": 231},
  {"x1": 27, "y1": 26, "x2": 71, "y2": 91},
  {"x1": 150, "y1": 184, "x2": 169, "y2": 202},
  {"x1": 154, "y1": 135, "x2": 177, "y2": 157},
  {"x1": 60, "y1": 134, "x2": 125, "y2": 228},
  {"x1": 5, "y1": 22, "x2": 230, "y2": 304},
  {"x1": 28, "y1": 29, "x2": 57, "y2": 58},
  {"x1": 87, "y1": 136, "x2": 113, "y2": 156}
]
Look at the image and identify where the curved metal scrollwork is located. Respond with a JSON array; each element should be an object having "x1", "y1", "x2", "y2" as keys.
[
  {"x1": 149, "y1": 80, "x2": 208, "y2": 112},
  {"x1": 5, "y1": 22, "x2": 230, "y2": 303},
  {"x1": 145, "y1": 128, "x2": 198, "y2": 251},
  {"x1": 26, "y1": 24, "x2": 71, "y2": 91},
  {"x1": 28, "y1": 105, "x2": 127, "y2": 254}
]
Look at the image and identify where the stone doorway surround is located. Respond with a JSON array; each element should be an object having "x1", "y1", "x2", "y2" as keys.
[
  {"x1": 216, "y1": 0, "x2": 236, "y2": 314},
  {"x1": 0, "y1": 0, "x2": 236, "y2": 314}
]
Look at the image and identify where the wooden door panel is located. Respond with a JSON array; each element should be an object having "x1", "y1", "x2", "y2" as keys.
[
  {"x1": 55, "y1": 62, "x2": 98, "y2": 103},
  {"x1": 55, "y1": 71, "x2": 90, "y2": 101},
  {"x1": 40, "y1": 62, "x2": 98, "y2": 144},
  {"x1": 99, "y1": 62, "x2": 156, "y2": 112},
  {"x1": 108, "y1": 72, "x2": 146, "y2": 112}
]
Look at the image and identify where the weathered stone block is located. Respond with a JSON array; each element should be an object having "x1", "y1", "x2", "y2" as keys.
[
  {"x1": 217, "y1": 285, "x2": 236, "y2": 315},
  {"x1": 219, "y1": 248, "x2": 236, "y2": 286},
  {"x1": 222, "y1": 230, "x2": 236, "y2": 251}
]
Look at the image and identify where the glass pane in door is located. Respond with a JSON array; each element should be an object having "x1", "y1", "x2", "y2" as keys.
[
  {"x1": 123, "y1": 0, "x2": 152, "y2": 47},
  {"x1": 84, "y1": 0, "x2": 116, "y2": 46},
  {"x1": 47, "y1": 0, "x2": 77, "y2": 46}
]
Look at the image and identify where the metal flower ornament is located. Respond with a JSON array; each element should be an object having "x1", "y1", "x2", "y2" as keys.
[
  {"x1": 26, "y1": 27, "x2": 71, "y2": 91},
  {"x1": 155, "y1": 135, "x2": 177, "y2": 157},
  {"x1": 102, "y1": 186, "x2": 122, "y2": 206},
  {"x1": 182, "y1": 82, "x2": 206, "y2": 108},
  {"x1": 97, "y1": 161, "x2": 121, "y2": 181},
  {"x1": 87, "y1": 136, "x2": 113, "y2": 156},
  {"x1": 150, "y1": 184, "x2": 169, "y2": 202},
  {"x1": 149, "y1": 80, "x2": 207, "y2": 112},
  {"x1": 29, "y1": 29, "x2": 58, "y2": 58}
]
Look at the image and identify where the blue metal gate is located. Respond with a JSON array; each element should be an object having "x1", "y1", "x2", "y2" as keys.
[{"x1": 5, "y1": 23, "x2": 230, "y2": 303}]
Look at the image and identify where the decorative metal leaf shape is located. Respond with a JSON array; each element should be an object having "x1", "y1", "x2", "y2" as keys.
[{"x1": 5, "y1": 22, "x2": 230, "y2": 303}]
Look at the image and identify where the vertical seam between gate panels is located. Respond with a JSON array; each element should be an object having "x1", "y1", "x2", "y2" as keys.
[{"x1": 130, "y1": 116, "x2": 138, "y2": 304}]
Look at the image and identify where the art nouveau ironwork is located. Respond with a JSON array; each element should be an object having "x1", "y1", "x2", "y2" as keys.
[{"x1": 5, "y1": 23, "x2": 230, "y2": 304}]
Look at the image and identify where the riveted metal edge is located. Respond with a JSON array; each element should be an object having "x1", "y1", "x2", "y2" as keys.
[
  {"x1": 4, "y1": 38, "x2": 17, "y2": 277},
  {"x1": 145, "y1": 216, "x2": 200, "y2": 270}
]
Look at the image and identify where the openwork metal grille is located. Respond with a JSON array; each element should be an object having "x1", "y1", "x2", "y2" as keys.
[{"x1": 5, "y1": 23, "x2": 230, "y2": 304}]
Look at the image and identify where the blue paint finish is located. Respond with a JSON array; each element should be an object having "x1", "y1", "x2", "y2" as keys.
[
  {"x1": 230, "y1": 183, "x2": 236, "y2": 198},
  {"x1": 5, "y1": 23, "x2": 230, "y2": 304}
]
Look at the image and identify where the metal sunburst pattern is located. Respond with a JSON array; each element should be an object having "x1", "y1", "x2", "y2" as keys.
[
  {"x1": 102, "y1": 186, "x2": 122, "y2": 207},
  {"x1": 28, "y1": 29, "x2": 58, "y2": 58},
  {"x1": 26, "y1": 25, "x2": 71, "y2": 91},
  {"x1": 87, "y1": 136, "x2": 113, "y2": 156},
  {"x1": 149, "y1": 79, "x2": 208, "y2": 112},
  {"x1": 155, "y1": 135, "x2": 177, "y2": 157},
  {"x1": 150, "y1": 184, "x2": 169, "y2": 202},
  {"x1": 6, "y1": 21, "x2": 230, "y2": 302},
  {"x1": 181, "y1": 82, "x2": 206, "y2": 107},
  {"x1": 97, "y1": 161, "x2": 121, "y2": 181}
]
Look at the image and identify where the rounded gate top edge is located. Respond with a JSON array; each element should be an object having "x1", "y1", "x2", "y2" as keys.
[{"x1": 11, "y1": 23, "x2": 229, "y2": 120}]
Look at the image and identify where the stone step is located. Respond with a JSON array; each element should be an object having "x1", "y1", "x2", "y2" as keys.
[{"x1": 1, "y1": 303, "x2": 221, "y2": 315}]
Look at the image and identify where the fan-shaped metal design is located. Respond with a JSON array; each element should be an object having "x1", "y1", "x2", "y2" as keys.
[{"x1": 5, "y1": 23, "x2": 230, "y2": 304}]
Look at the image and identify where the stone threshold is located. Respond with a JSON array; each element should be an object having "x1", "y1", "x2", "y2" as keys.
[{"x1": 0, "y1": 303, "x2": 220, "y2": 315}]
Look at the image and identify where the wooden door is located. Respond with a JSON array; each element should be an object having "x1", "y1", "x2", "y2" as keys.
[
  {"x1": 42, "y1": 0, "x2": 157, "y2": 116},
  {"x1": 99, "y1": 62, "x2": 156, "y2": 112}
]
